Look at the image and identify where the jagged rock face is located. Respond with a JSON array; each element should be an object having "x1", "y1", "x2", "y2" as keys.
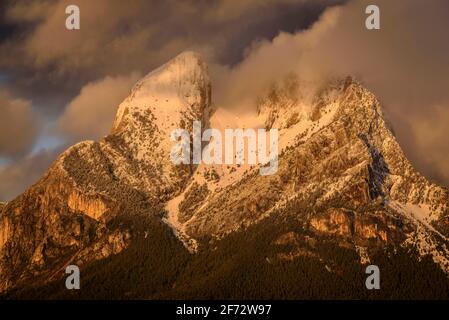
[
  {"x1": 180, "y1": 79, "x2": 448, "y2": 236},
  {"x1": 0, "y1": 52, "x2": 211, "y2": 293},
  {"x1": 0, "y1": 140, "x2": 145, "y2": 291},
  {"x1": 309, "y1": 208, "x2": 412, "y2": 244},
  {"x1": 0, "y1": 163, "x2": 111, "y2": 292}
]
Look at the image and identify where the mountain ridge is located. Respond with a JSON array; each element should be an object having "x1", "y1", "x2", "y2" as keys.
[{"x1": 1, "y1": 51, "x2": 449, "y2": 297}]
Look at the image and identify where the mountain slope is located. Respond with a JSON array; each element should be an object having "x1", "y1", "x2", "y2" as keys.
[
  {"x1": 165, "y1": 75, "x2": 449, "y2": 273},
  {"x1": 0, "y1": 51, "x2": 211, "y2": 293}
]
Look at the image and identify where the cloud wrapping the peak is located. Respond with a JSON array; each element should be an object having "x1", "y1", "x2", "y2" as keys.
[
  {"x1": 213, "y1": 0, "x2": 449, "y2": 185},
  {"x1": 58, "y1": 72, "x2": 141, "y2": 142}
]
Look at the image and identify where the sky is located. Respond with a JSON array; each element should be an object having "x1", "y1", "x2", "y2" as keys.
[{"x1": 0, "y1": 0, "x2": 448, "y2": 201}]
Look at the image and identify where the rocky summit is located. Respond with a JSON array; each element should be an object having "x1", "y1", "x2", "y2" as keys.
[{"x1": 1, "y1": 52, "x2": 449, "y2": 299}]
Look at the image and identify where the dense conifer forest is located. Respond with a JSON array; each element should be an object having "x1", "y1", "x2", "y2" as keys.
[{"x1": 5, "y1": 210, "x2": 449, "y2": 300}]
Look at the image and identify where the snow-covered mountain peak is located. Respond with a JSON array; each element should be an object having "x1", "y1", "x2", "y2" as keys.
[
  {"x1": 112, "y1": 51, "x2": 211, "y2": 134},
  {"x1": 129, "y1": 51, "x2": 209, "y2": 106},
  {"x1": 101, "y1": 52, "x2": 212, "y2": 198}
]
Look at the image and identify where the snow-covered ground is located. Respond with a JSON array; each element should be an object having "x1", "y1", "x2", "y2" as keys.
[{"x1": 163, "y1": 189, "x2": 199, "y2": 253}]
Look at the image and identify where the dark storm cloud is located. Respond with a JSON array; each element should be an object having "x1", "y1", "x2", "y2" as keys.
[{"x1": 0, "y1": 0, "x2": 343, "y2": 117}]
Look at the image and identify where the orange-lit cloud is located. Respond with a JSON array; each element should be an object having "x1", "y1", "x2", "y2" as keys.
[{"x1": 58, "y1": 73, "x2": 141, "y2": 142}]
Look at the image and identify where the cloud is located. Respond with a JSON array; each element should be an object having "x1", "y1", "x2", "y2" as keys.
[
  {"x1": 204, "y1": 0, "x2": 323, "y2": 22},
  {"x1": 0, "y1": 90, "x2": 39, "y2": 158},
  {"x1": 212, "y1": 0, "x2": 449, "y2": 186},
  {"x1": 1, "y1": 0, "x2": 333, "y2": 74},
  {"x1": 57, "y1": 73, "x2": 141, "y2": 142},
  {"x1": 0, "y1": 0, "x2": 340, "y2": 114},
  {"x1": 0, "y1": 146, "x2": 64, "y2": 201},
  {"x1": 407, "y1": 105, "x2": 449, "y2": 184},
  {"x1": 211, "y1": 6, "x2": 349, "y2": 111}
]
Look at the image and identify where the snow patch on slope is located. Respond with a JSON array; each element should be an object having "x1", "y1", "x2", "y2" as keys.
[
  {"x1": 389, "y1": 201, "x2": 438, "y2": 233},
  {"x1": 164, "y1": 186, "x2": 199, "y2": 253},
  {"x1": 389, "y1": 200, "x2": 449, "y2": 273}
]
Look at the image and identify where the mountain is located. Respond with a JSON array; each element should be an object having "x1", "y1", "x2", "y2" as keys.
[
  {"x1": 0, "y1": 51, "x2": 210, "y2": 293},
  {"x1": 1, "y1": 52, "x2": 449, "y2": 299}
]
